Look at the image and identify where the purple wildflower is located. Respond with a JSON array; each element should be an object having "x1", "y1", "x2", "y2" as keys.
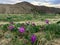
[
  {"x1": 19, "y1": 27, "x2": 25, "y2": 33},
  {"x1": 32, "y1": 22, "x2": 36, "y2": 26},
  {"x1": 45, "y1": 20, "x2": 49, "y2": 24},
  {"x1": 9, "y1": 21, "x2": 14, "y2": 24},
  {"x1": 8, "y1": 25, "x2": 14, "y2": 30},
  {"x1": 31, "y1": 34, "x2": 37, "y2": 43}
]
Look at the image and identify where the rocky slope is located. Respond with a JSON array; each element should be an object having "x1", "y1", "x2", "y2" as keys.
[{"x1": 0, "y1": 1, "x2": 60, "y2": 14}]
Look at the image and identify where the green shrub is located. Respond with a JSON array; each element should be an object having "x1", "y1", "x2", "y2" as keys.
[
  {"x1": 56, "y1": 21, "x2": 60, "y2": 24},
  {"x1": 44, "y1": 24, "x2": 60, "y2": 38}
]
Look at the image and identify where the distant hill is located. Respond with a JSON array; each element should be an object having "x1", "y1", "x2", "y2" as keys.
[{"x1": 0, "y1": 1, "x2": 60, "y2": 14}]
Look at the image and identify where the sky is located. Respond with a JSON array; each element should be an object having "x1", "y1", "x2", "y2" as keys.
[{"x1": 0, "y1": 0, "x2": 60, "y2": 8}]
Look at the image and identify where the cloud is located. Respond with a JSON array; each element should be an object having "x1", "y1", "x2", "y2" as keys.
[
  {"x1": 0, "y1": 0, "x2": 60, "y2": 4},
  {"x1": 31, "y1": 1, "x2": 60, "y2": 8},
  {"x1": 34, "y1": 0, "x2": 60, "y2": 4},
  {"x1": 0, "y1": 0, "x2": 22, "y2": 4}
]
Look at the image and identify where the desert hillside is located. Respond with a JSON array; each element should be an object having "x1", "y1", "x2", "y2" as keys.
[{"x1": 0, "y1": 1, "x2": 60, "y2": 14}]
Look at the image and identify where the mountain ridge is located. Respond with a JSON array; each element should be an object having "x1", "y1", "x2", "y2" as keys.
[{"x1": 0, "y1": 1, "x2": 60, "y2": 14}]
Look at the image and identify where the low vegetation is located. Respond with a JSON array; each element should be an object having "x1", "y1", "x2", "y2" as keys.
[{"x1": 0, "y1": 14, "x2": 60, "y2": 45}]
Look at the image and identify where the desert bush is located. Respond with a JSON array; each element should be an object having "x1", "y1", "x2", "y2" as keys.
[
  {"x1": 56, "y1": 21, "x2": 60, "y2": 24},
  {"x1": 44, "y1": 24, "x2": 60, "y2": 38}
]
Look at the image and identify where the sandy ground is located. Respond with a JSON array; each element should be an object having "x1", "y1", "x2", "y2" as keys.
[
  {"x1": 0, "y1": 18, "x2": 60, "y2": 25},
  {"x1": 0, "y1": 31, "x2": 60, "y2": 45}
]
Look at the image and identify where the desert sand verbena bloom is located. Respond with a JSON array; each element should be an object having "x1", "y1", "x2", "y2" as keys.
[
  {"x1": 32, "y1": 22, "x2": 36, "y2": 26},
  {"x1": 45, "y1": 20, "x2": 49, "y2": 24},
  {"x1": 31, "y1": 34, "x2": 37, "y2": 43},
  {"x1": 19, "y1": 27, "x2": 25, "y2": 33},
  {"x1": 8, "y1": 25, "x2": 14, "y2": 30}
]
